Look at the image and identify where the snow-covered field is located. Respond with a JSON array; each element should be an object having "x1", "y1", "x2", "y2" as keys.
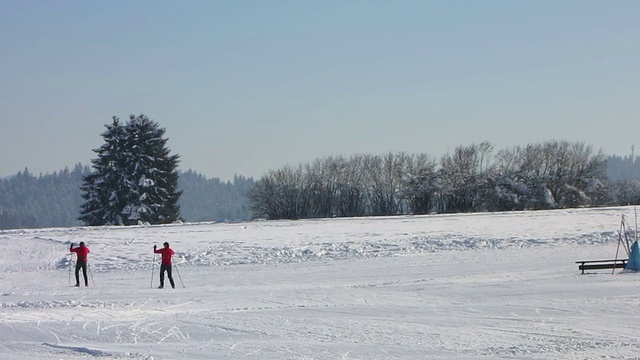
[{"x1": 1, "y1": 206, "x2": 640, "y2": 359}]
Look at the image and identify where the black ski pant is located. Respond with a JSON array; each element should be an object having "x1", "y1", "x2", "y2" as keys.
[
  {"x1": 159, "y1": 264, "x2": 175, "y2": 288},
  {"x1": 75, "y1": 261, "x2": 88, "y2": 286}
]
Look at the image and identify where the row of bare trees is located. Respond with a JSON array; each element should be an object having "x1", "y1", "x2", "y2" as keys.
[{"x1": 249, "y1": 140, "x2": 612, "y2": 220}]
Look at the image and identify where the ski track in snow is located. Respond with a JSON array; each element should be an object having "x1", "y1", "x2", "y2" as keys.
[{"x1": 1, "y1": 206, "x2": 640, "y2": 359}]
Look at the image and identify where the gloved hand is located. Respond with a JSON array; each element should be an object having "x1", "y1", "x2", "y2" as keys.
[{"x1": 153, "y1": 245, "x2": 157, "y2": 250}]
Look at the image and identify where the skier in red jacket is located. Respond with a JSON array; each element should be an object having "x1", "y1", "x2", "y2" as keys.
[
  {"x1": 154, "y1": 242, "x2": 175, "y2": 289},
  {"x1": 70, "y1": 241, "x2": 90, "y2": 287}
]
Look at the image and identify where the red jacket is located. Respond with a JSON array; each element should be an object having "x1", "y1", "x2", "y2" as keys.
[
  {"x1": 70, "y1": 245, "x2": 90, "y2": 262},
  {"x1": 154, "y1": 247, "x2": 174, "y2": 265}
]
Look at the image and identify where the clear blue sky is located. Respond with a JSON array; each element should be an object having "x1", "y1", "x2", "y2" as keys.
[{"x1": 1, "y1": 1, "x2": 638, "y2": 181}]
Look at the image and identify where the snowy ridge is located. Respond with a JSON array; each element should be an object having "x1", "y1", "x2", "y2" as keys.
[
  {"x1": 179, "y1": 231, "x2": 618, "y2": 268},
  {"x1": 3, "y1": 207, "x2": 624, "y2": 272}
]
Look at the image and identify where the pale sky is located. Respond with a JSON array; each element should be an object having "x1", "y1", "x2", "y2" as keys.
[{"x1": 1, "y1": 1, "x2": 638, "y2": 181}]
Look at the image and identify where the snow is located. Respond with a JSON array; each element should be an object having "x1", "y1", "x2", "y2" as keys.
[{"x1": 1, "y1": 206, "x2": 640, "y2": 359}]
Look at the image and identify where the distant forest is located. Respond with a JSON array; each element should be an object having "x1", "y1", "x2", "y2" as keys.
[
  {"x1": 1, "y1": 152, "x2": 640, "y2": 230},
  {"x1": 0, "y1": 165, "x2": 254, "y2": 230}
]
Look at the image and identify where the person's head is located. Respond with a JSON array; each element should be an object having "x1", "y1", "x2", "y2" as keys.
[
  {"x1": 163, "y1": 242, "x2": 169, "y2": 248},
  {"x1": 79, "y1": 241, "x2": 85, "y2": 247}
]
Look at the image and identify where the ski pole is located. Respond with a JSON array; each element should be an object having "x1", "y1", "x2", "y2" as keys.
[
  {"x1": 173, "y1": 261, "x2": 185, "y2": 288},
  {"x1": 614, "y1": 231, "x2": 623, "y2": 275},
  {"x1": 150, "y1": 253, "x2": 156, "y2": 288},
  {"x1": 635, "y1": 205, "x2": 638, "y2": 243},
  {"x1": 68, "y1": 254, "x2": 72, "y2": 286},
  {"x1": 88, "y1": 262, "x2": 95, "y2": 285}
]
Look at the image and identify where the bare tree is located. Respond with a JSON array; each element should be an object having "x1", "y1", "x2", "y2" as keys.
[
  {"x1": 362, "y1": 153, "x2": 405, "y2": 216},
  {"x1": 248, "y1": 140, "x2": 609, "y2": 220},
  {"x1": 334, "y1": 155, "x2": 367, "y2": 217},
  {"x1": 439, "y1": 142, "x2": 496, "y2": 213},
  {"x1": 400, "y1": 154, "x2": 439, "y2": 214},
  {"x1": 249, "y1": 166, "x2": 307, "y2": 219},
  {"x1": 612, "y1": 179, "x2": 640, "y2": 205},
  {"x1": 303, "y1": 157, "x2": 339, "y2": 218}
]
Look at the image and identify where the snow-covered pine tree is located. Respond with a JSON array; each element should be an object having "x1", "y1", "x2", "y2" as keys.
[
  {"x1": 119, "y1": 114, "x2": 181, "y2": 225},
  {"x1": 79, "y1": 117, "x2": 128, "y2": 225},
  {"x1": 79, "y1": 115, "x2": 182, "y2": 226}
]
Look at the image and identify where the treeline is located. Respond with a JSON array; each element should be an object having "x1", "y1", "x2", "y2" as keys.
[
  {"x1": 0, "y1": 167, "x2": 254, "y2": 230},
  {"x1": 178, "y1": 170, "x2": 254, "y2": 222},
  {"x1": 607, "y1": 154, "x2": 640, "y2": 205},
  {"x1": 608, "y1": 154, "x2": 640, "y2": 180},
  {"x1": 0, "y1": 164, "x2": 90, "y2": 229},
  {"x1": 249, "y1": 141, "x2": 639, "y2": 220},
  {"x1": 4, "y1": 140, "x2": 640, "y2": 229}
]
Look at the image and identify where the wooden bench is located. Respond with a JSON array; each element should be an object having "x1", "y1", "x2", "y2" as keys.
[{"x1": 575, "y1": 259, "x2": 628, "y2": 274}]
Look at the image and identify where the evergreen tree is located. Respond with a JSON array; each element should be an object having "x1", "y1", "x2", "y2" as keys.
[
  {"x1": 178, "y1": 170, "x2": 254, "y2": 222},
  {"x1": 79, "y1": 117, "x2": 128, "y2": 225},
  {"x1": 0, "y1": 164, "x2": 90, "y2": 229},
  {"x1": 79, "y1": 114, "x2": 182, "y2": 226}
]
